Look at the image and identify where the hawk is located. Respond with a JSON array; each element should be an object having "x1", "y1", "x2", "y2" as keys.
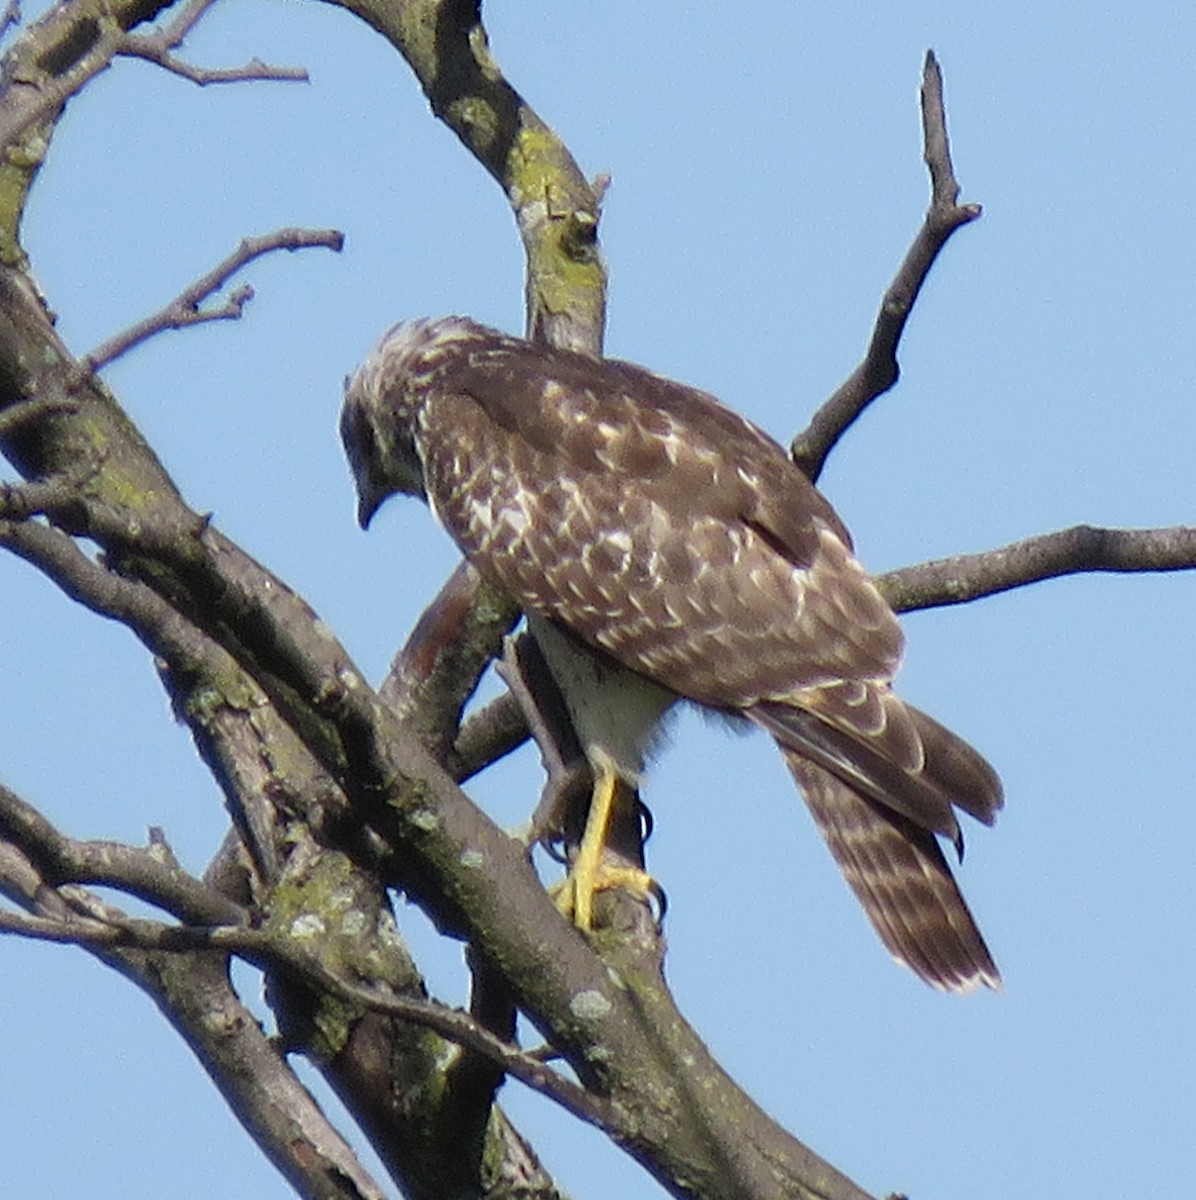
[{"x1": 342, "y1": 316, "x2": 1003, "y2": 992}]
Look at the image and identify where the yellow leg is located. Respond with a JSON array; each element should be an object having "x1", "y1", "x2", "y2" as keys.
[
  {"x1": 555, "y1": 759, "x2": 616, "y2": 928},
  {"x1": 554, "y1": 760, "x2": 657, "y2": 930}
]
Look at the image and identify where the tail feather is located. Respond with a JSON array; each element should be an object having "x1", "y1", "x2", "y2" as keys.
[
  {"x1": 749, "y1": 700, "x2": 965, "y2": 848},
  {"x1": 750, "y1": 693, "x2": 1002, "y2": 992},
  {"x1": 906, "y1": 703, "x2": 1004, "y2": 826},
  {"x1": 780, "y1": 749, "x2": 1000, "y2": 992}
]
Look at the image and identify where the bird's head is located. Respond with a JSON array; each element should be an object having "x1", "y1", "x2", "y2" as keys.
[
  {"x1": 340, "y1": 373, "x2": 420, "y2": 529},
  {"x1": 341, "y1": 315, "x2": 495, "y2": 528}
]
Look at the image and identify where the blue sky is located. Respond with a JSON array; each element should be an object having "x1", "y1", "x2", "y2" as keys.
[{"x1": 2, "y1": 1, "x2": 1194, "y2": 1197}]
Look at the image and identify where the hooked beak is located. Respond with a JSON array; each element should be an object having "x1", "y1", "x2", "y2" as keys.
[
  {"x1": 357, "y1": 493, "x2": 380, "y2": 530},
  {"x1": 356, "y1": 481, "x2": 386, "y2": 530}
]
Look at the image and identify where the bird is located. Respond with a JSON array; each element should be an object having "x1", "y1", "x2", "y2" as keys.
[{"x1": 341, "y1": 315, "x2": 1004, "y2": 992}]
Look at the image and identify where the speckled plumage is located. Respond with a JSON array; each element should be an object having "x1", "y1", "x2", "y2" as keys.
[{"x1": 342, "y1": 316, "x2": 1004, "y2": 992}]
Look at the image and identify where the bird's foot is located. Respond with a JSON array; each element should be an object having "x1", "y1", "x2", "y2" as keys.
[{"x1": 553, "y1": 863, "x2": 658, "y2": 930}]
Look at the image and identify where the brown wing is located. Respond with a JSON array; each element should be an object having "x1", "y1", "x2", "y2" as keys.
[{"x1": 413, "y1": 338, "x2": 903, "y2": 708}]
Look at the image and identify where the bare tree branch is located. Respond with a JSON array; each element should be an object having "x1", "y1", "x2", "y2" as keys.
[
  {"x1": 0, "y1": 898, "x2": 620, "y2": 1134},
  {"x1": 16, "y1": 4, "x2": 1185, "y2": 1195},
  {"x1": 446, "y1": 945, "x2": 520, "y2": 1177},
  {"x1": 451, "y1": 690, "x2": 530, "y2": 782},
  {"x1": 380, "y1": 560, "x2": 519, "y2": 761},
  {"x1": 0, "y1": 396, "x2": 77, "y2": 439},
  {"x1": 116, "y1": 0, "x2": 309, "y2": 85},
  {"x1": 791, "y1": 50, "x2": 982, "y2": 481},
  {"x1": 80, "y1": 228, "x2": 345, "y2": 374},
  {"x1": 0, "y1": 473, "x2": 84, "y2": 518},
  {"x1": 0, "y1": 833, "x2": 390, "y2": 1200},
  {"x1": 880, "y1": 524, "x2": 1196, "y2": 613},
  {"x1": 0, "y1": 783, "x2": 246, "y2": 924},
  {"x1": 321, "y1": 0, "x2": 606, "y2": 353},
  {"x1": 0, "y1": 0, "x2": 305, "y2": 159}
]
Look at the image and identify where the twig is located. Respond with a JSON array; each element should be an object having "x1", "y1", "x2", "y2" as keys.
[
  {"x1": 0, "y1": 904, "x2": 618, "y2": 1133},
  {"x1": 0, "y1": 784, "x2": 245, "y2": 926},
  {"x1": 80, "y1": 228, "x2": 344, "y2": 374},
  {"x1": 880, "y1": 524, "x2": 1196, "y2": 613},
  {"x1": 791, "y1": 50, "x2": 982, "y2": 481},
  {"x1": 120, "y1": 48, "x2": 307, "y2": 86},
  {"x1": 116, "y1": 0, "x2": 309, "y2": 86},
  {"x1": 0, "y1": 0, "x2": 306, "y2": 154}
]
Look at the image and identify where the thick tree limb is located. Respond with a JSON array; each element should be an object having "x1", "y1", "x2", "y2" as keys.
[
  {"x1": 260, "y1": 842, "x2": 566, "y2": 1200},
  {"x1": 322, "y1": 0, "x2": 606, "y2": 353},
  {"x1": 791, "y1": 50, "x2": 982, "y2": 481}
]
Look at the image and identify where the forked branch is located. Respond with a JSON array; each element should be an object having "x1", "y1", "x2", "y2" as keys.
[
  {"x1": 0, "y1": 792, "x2": 388, "y2": 1200},
  {"x1": 791, "y1": 50, "x2": 981, "y2": 480},
  {"x1": 116, "y1": 0, "x2": 309, "y2": 85},
  {"x1": 0, "y1": 783, "x2": 245, "y2": 925},
  {"x1": 80, "y1": 228, "x2": 344, "y2": 375},
  {"x1": 0, "y1": 0, "x2": 308, "y2": 155}
]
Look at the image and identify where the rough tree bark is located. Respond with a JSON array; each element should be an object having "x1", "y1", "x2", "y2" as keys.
[{"x1": 0, "y1": 4, "x2": 1191, "y2": 1200}]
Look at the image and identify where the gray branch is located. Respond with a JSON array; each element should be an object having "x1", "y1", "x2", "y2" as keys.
[
  {"x1": 0, "y1": 802, "x2": 389, "y2": 1200},
  {"x1": 116, "y1": 0, "x2": 309, "y2": 85},
  {"x1": 0, "y1": 783, "x2": 245, "y2": 924},
  {"x1": 0, "y1": 0, "x2": 306, "y2": 156},
  {"x1": 81, "y1": 228, "x2": 345, "y2": 375},
  {"x1": 0, "y1": 901, "x2": 616, "y2": 1132},
  {"x1": 791, "y1": 50, "x2": 982, "y2": 481},
  {"x1": 881, "y1": 524, "x2": 1196, "y2": 612}
]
